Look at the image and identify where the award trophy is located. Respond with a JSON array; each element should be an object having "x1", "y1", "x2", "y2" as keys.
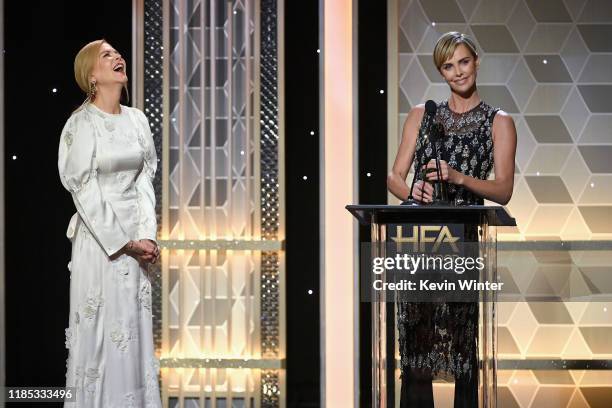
[{"x1": 424, "y1": 122, "x2": 449, "y2": 204}]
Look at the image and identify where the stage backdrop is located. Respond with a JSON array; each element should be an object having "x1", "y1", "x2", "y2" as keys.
[
  {"x1": 134, "y1": 0, "x2": 286, "y2": 406},
  {"x1": 390, "y1": 0, "x2": 612, "y2": 241},
  {"x1": 389, "y1": 0, "x2": 612, "y2": 407}
]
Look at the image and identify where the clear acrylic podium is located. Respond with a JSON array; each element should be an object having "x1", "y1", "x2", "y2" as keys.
[{"x1": 347, "y1": 205, "x2": 516, "y2": 408}]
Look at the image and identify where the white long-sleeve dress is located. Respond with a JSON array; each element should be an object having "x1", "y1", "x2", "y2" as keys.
[{"x1": 58, "y1": 103, "x2": 162, "y2": 408}]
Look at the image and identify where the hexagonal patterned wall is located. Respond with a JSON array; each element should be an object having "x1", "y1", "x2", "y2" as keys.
[
  {"x1": 496, "y1": 248, "x2": 612, "y2": 407},
  {"x1": 393, "y1": 0, "x2": 612, "y2": 240},
  {"x1": 394, "y1": 369, "x2": 612, "y2": 408},
  {"x1": 390, "y1": 1, "x2": 612, "y2": 406},
  {"x1": 390, "y1": 247, "x2": 612, "y2": 407}
]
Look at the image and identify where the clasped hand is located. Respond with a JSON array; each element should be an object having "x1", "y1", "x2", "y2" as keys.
[
  {"x1": 123, "y1": 239, "x2": 160, "y2": 266},
  {"x1": 411, "y1": 159, "x2": 461, "y2": 203},
  {"x1": 422, "y1": 159, "x2": 461, "y2": 183}
]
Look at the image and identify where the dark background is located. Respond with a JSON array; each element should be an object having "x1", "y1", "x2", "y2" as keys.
[
  {"x1": 4, "y1": 0, "x2": 387, "y2": 406},
  {"x1": 4, "y1": 0, "x2": 133, "y2": 393},
  {"x1": 357, "y1": 0, "x2": 388, "y2": 406},
  {"x1": 285, "y1": 0, "x2": 320, "y2": 406}
]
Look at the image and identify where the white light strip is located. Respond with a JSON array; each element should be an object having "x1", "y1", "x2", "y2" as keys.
[
  {"x1": 321, "y1": 0, "x2": 357, "y2": 406},
  {"x1": 387, "y1": 0, "x2": 400, "y2": 205},
  {"x1": 158, "y1": 239, "x2": 283, "y2": 251},
  {"x1": 176, "y1": 2, "x2": 186, "y2": 403},
  {"x1": 160, "y1": 1, "x2": 170, "y2": 405},
  {"x1": 161, "y1": 358, "x2": 285, "y2": 369}
]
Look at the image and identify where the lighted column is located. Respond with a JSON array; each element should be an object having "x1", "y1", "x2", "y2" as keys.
[{"x1": 321, "y1": 0, "x2": 357, "y2": 406}]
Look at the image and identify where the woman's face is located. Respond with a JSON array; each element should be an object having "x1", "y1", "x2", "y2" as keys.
[
  {"x1": 90, "y1": 42, "x2": 127, "y2": 87},
  {"x1": 438, "y1": 44, "x2": 478, "y2": 95}
]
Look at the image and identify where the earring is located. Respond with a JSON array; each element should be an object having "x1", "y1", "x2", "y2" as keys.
[{"x1": 88, "y1": 81, "x2": 97, "y2": 101}]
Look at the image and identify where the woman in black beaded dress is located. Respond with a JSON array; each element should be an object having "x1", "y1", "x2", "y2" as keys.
[{"x1": 387, "y1": 32, "x2": 517, "y2": 407}]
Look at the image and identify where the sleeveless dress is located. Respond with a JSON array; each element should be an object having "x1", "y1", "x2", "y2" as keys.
[
  {"x1": 58, "y1": 103, "x2": 162, "y2": 407},
  {"x1": 397, "y1": 100, "x2": 499, "y2": 407}
]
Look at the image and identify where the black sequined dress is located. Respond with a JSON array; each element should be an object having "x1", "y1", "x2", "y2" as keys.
[{"x1": 397, "y1": 100, "x2": 499, "y2": 407}]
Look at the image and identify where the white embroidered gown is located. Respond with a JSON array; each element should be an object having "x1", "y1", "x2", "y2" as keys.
[{"x1": 58, "y1": 103, "x2": 162, "y2": 407}]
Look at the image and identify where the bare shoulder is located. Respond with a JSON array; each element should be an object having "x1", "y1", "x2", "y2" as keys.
[
  {"x1": 493, "y1": 110, "x2": 514, "y2": 127},
  {"x1": 410, "y1": 103, "x2": 425, "y2": 116},
  {"x1": 492, "y1": 110, "x2": 517, "y2": 144},
  {"x1": 403, "y1": 104, "x2": 426, "y2": 127}
]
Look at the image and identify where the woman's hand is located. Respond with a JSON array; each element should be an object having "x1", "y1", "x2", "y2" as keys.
[
  {"x1": 124, "y1": 239, "x2": 160, "y2": 265},
  {"x1": 411, "y1": 180, "x2": 434, "y2": 203},
  {"x1": 422, "y1": 159, "x2": 463, "y2": 185},
  {"x1": 138, "y1": 239, "x2": 160, "y2": 265}
]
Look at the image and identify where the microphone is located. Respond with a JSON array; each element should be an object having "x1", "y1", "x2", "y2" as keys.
[
  {"x1": 429, "y1": 122, "x2": 449, "y2": 204},
  {"x1": 403, "y1": 101, "x2": 437, "y2": 205},
  {"x1": 424, "y1": 99, "x2": 437, "y2": 117},
  {"x1": 422, "y1": 101, "x2": 444, "y2": 198}
]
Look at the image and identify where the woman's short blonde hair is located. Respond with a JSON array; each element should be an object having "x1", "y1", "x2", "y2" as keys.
[
  {"x1": 74, "y1": 39, "x2": 106, "y2": 94},
  {"x1": 433, "y1": 32, "x2": 478, "y2": 71}
]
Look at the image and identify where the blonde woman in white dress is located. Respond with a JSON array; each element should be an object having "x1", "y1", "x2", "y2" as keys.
[{"x1": 58, "y1": 39, "x2": 162, "y2": 408}]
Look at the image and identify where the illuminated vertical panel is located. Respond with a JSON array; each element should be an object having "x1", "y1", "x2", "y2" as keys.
[
  {"x1": 164, "y1": 0, "x2": 262, "y2": 404},
  {"x1": 135, "y1": 0, "x2": 284, "y2": 406},
  {"x1": 321, "y1": 0, "x2": 357, "y2": 407}
]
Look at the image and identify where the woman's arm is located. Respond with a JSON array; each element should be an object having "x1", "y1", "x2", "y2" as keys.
[
  {"x1": 132, "y1": 108, "x2": 160, "y2": 265},
  {"x1": 425, "y1": 111, "x2": 517, "y2": 205},
  {"x1": 132, "y1": 108, "x2": 158, "y2": 244},
  {"x1": 58, "y1": 111, "x2": 132, "y2": 256},
  {"x1": 387, "y1": 105, "x2": 434, "y2": 202}
]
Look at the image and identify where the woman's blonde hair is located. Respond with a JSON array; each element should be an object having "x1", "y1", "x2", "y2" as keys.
[
  {"x1": 73, "y1": 39, "x2": 129, "y2": 104},
  {"x1": 433, "y1": 32, "x2": 478, "y2": 71},
  {"x1": 74, "y1": 39, "x2": 106, "y2": 95}
]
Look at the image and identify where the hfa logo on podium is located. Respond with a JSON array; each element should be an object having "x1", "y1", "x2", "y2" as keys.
[{"x1": 388, "y1": 224, "x2": 464, "y2": 253}]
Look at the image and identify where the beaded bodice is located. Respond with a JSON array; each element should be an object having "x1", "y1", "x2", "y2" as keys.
[{"x1": 413, "y1": 100, "x2": 499, "y2": 205}]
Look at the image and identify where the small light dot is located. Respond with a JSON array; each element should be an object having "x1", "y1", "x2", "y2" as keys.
[
  {"x1": 171, "y1": 118, "x2": 176, "y2": 122},
  {"x1": 308, "y1": 289, "x2": 313, "y2": 295},
  {"x1": 513, "y1": 379, "x2": 518, "y2": 384},
  {"x1": 316, "y1": 48, "x2": 320, "y2": 54},
  {"x1": 604, "y1": 307, "x2": 608, "y2": 312},
  {"x1": 12, "y1": 155, "x2": 17, "y2": 160},
  {"x1": 542, "y1": 59, "x2": 548, "y2": 65},
  {"x1": 379, "y1": 89, "x2": 385, "y2": 94},
  {"x1": 431, "y1": 22, "x2": 436, "y2": 27},
  {"x1": 590, "y1": 182, "x2": 595, "y2": 188},
  {"x1": 366, "y1": 172, "x2": 372, "y2": 177},
  {"x1": 240, "y1": 150, "x2": 245, "y2": 156},
  {"x1": 233, "y1": 10, "x2": 237, "y2": 14},
  {"x1": 536, "y1": 171, "x2": 540, "y2": 176},
  {"x1": 52, "y1": 88, "x2": 57, "y2": 93},
  {"x1": 310, "y1": 130, "x2": 315, "y2": 135},
  {"x1": 302, "y1": 176, "x2": 308, "y2": 180}
]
